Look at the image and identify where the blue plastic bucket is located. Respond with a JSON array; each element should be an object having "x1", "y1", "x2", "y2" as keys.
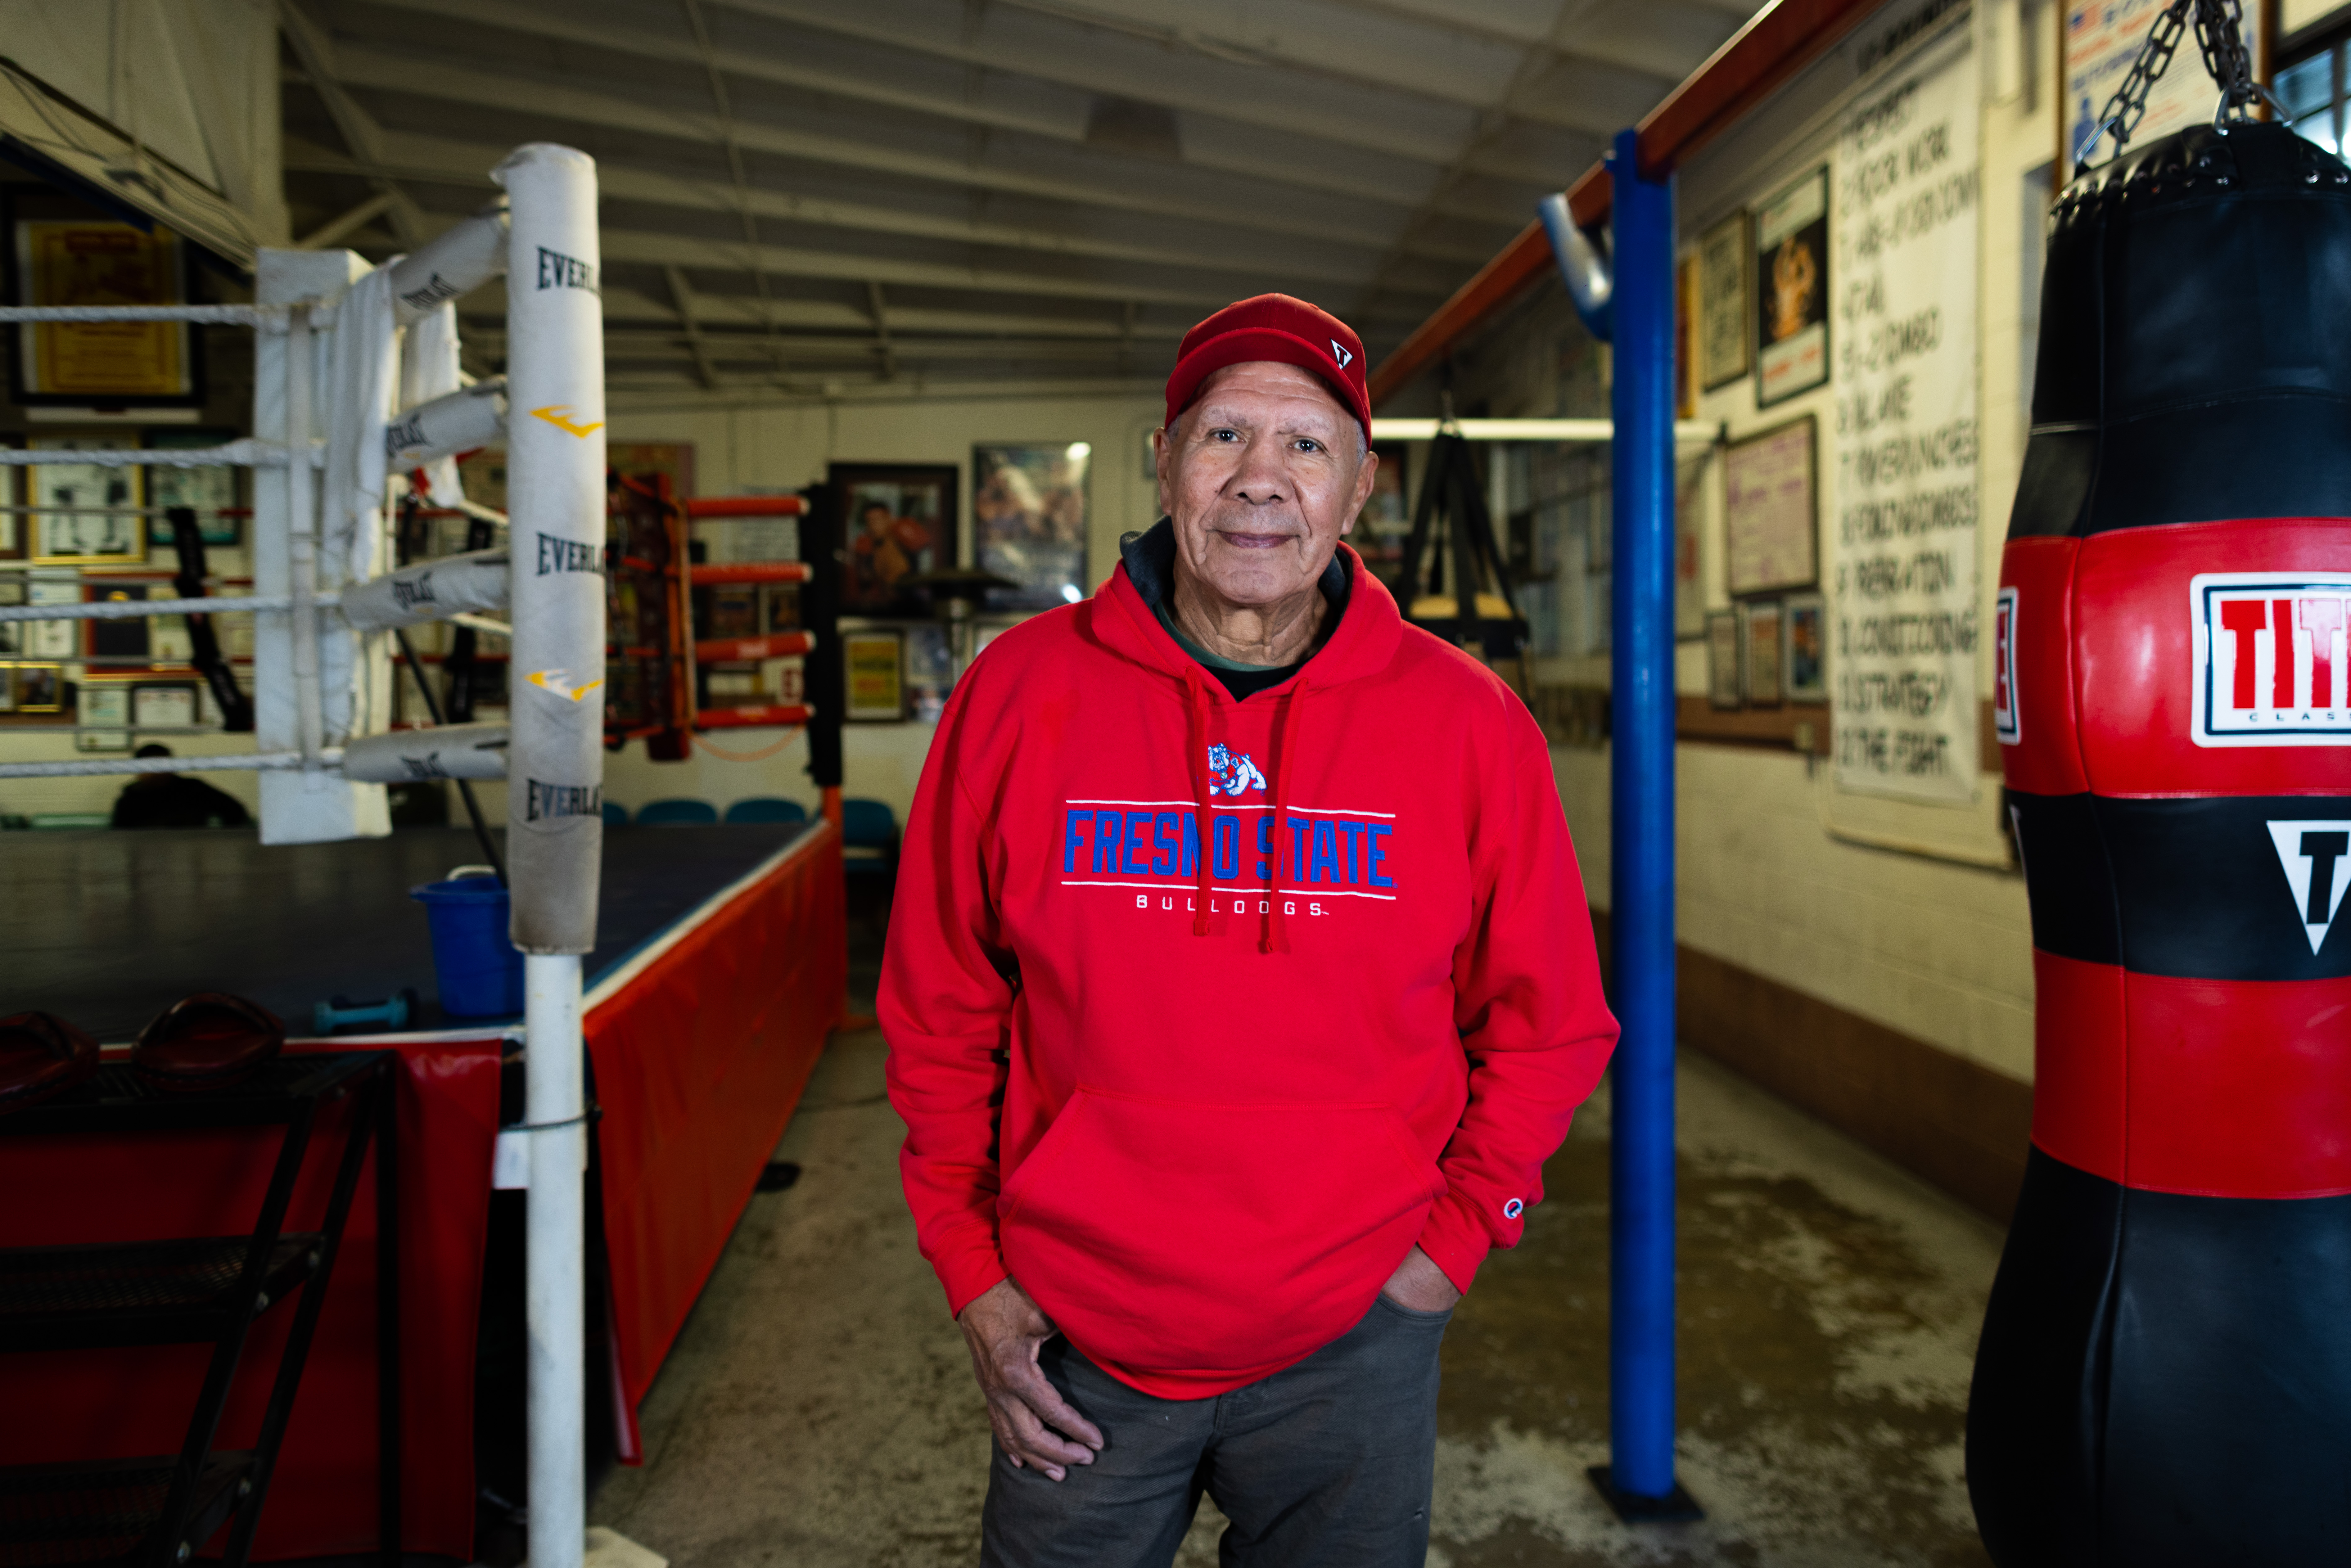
[{"x1": 410, "y1": 877, "x2": 526, "y2": 1017}]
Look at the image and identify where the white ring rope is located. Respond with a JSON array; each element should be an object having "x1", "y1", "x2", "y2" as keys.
[
  {"x1": 0, "y1": 750, "x2": 338, "y2": 780},
  {"x1": 0, "y1": 593, "x2": 325, "y2": 623},
  {"x1": 0, "y1": 441, "x2": 295, "y2": 469},
  {"x1": 0, "y1": 305, "x2": 288, "y2": 325},
  {"x1": 0, "y1": 504, "x2": 246, "y2": 516}
]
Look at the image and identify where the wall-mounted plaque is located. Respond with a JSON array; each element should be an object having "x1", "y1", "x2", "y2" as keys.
[{"x1": 1722, "y1": 415, "x2": 1817, "y2": 597}]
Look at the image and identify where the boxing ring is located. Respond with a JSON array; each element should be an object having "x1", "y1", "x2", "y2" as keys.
[
  {"x1": 0, "y1": 139, "x2": 844, "y2": 1566},
  {"x1": 0, "y1": 821, "x2": 844, "y2": 1559}
]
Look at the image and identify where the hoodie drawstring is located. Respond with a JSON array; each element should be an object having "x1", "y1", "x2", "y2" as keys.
[
  {"x1": 1184, "y1": 668, "x2": 1216, "y2": 936},
  {"x1": 1262, "y1": 681, "x2": 1307, "y2": 955}
]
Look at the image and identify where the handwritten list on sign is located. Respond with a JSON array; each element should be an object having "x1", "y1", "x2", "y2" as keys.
[
  {"x1": 1724, "y1": 417, "x2": 1818, "y2": 596},
  {"x1": 1829, "y1": 35, "x2": 1981, "y2": 802}
]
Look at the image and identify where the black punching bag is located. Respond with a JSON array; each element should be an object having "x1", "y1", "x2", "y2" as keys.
[{"x1": 1965, "y1": 98, "x2": 2351, "y2": 1568}]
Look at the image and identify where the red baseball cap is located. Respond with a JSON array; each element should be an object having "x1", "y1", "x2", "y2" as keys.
[{"x1": 1165, "y1": 294, "x2": 1371, "y2": 447}]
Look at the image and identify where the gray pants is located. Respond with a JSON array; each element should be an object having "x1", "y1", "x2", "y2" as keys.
[{"x1": 980, "y1": 1296, "x2": 1451, "y2": 1568}]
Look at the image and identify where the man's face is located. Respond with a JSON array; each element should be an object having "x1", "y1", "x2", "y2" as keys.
[{"x1": 1155, "y1": 362, "x2": 1377, "y2": 611}]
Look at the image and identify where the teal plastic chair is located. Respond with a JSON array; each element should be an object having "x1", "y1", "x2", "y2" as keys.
[
  {"x1": 636, "y1": 798, "x2": 718, "y2": 827},
  {"x1": 841, "y1": 797, "x2": 898, "y2": 879},
  {"x1": 724, "y1": 797, "x2": 807, "y2": 825},
  {"x1": 602, "y1": 801, "x2": 631, "y2": 827}
]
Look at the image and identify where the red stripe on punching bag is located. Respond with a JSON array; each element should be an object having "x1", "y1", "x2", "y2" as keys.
[
  {"x1": 2029, "y1": 950, "x2": 2124, "y2": 1179},
  {"x1": 2032, "y1": 948, "x2": 2351, "y2": 1198}
]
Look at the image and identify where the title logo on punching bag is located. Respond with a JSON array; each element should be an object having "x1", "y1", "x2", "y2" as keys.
[
  {"x1": 2190, "y1": 573, "x2": 2351, "y2": 747},
  {"x1": 2268, "y1": 820, "x2": 2351, "y2": 955},
  {"x1": 1992, "y1": 586, "x2": 2020, "y2": 745}
]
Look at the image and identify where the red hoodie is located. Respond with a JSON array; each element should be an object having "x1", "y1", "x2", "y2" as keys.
[{"x1": 880, "y1": 540, "x2": 1618, "y2": 1399}]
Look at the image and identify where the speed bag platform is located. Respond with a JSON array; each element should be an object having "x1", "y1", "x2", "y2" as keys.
[{"x1": 1967, "y1": 120, "x2": 2351, "y2": 1564}]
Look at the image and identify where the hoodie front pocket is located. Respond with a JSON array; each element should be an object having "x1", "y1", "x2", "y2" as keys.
[{"x1": 999, "y1": 1087, "x2": 1446, "y2": 1377}]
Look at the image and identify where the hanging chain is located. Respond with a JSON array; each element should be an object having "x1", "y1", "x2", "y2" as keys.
[{"x1": 2084, "y1": 0, "x2": 2264, "y2": 166}]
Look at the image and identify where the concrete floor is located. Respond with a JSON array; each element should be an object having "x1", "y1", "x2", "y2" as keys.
[{"x1": 590, "y1": 1034, "x2": 2002, "y2": 1567}]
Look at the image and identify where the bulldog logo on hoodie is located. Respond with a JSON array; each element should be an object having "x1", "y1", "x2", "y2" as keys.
[{"x1": 1206, "y1": 743, "x2": 1267, "y2": 797}]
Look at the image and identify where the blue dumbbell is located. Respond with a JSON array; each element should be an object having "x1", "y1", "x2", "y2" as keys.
[{"x1": 313, "y1": 989, "x2": 414, "y2": 1035}]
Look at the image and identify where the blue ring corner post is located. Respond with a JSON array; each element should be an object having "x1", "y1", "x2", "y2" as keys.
[{"x1": 1590, "y1": 124, "x2": 1702, "y2": 1524}]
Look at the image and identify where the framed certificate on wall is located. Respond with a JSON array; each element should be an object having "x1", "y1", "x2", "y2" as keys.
[
  {"x1": 1722, "y1": 416, "x2": 1817, "y2": 597},
  {"x1": 11, "y1": 220, "x2": 198, "y2": 408},
  {"x1": 842, "y1": 629, "x2": 905, "y2": 722},
  {"x1": 1698, "y1": 210, "x2": 1751, "y2": 391}
]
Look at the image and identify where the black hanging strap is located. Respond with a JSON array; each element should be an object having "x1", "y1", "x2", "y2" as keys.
[{"x1": 165, "y1": 507, "x2": 255, "y2": 733}]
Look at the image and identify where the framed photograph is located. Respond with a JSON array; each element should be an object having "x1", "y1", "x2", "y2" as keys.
[
  {"x1": 0, "y1": 669, "x2": 13, "y2": 712},
  {"x1": 1706, "y1": 611, "x2": 1742, "y2": 710},
  {"x1": 147, "y1": 429, "x2": 240, "y2": 545},
  {"x1": 16, "y1": 664, "x2": 62, "y2": 713},
  {"x1": 1785, "y1": 591, "x2": 1827, "y2": 704},
  {"x1": 0, "y1": 434, "x2": 19, "y2": 559},
  {"x1": 1755, "y1": 168, "x2": 1829, "y2": 408},
  {"x1": 904, "y1": 622, "x2": 954, "y2": 724},
  {"x1": 1698, "y1": 210, "x2": 1752, "y2": 391},
  {"x1": 831, "y1": 464, "x2": 954, "y2": 614},
  {"x1": 1741, "y1": 599, "x2": 1784, "y2": 705},
  {"x1": 31, "y1": 438, "x2": 144, "y2": 565},
  {"x1": 1722, "y1": 416, "x2": 1817, "y2": 596},
  {"x1": 86, "y1": 583, "x2": 151, "y2": 664},
  {"x1": 974, "y1": 443, "x2": 1090, "y2": 609},
  {"x1": 23, "y1": 577, "x2": 78, "y2": 659},
  {"x1": 132, "y1": 681, "x2": 199, "y2": 729},
  {"x1": 0, "y1": 577, "x2": 20, "y2": 656},
  {"x1": 12, "y1": 219, "x2": 197, "y2": 407},
  {"x1": 1673, "y1": 454, "x2": 1708, "y2": 641},
  {"x1": 76, "y1": 680, "x2": 127, "y2": 729},
  {"x1": 1675, "y1": 256, "x2": 1698, "y2": 420},
  {"x1": 842, "y1": 629, "x2": 905, "y2": 722}
]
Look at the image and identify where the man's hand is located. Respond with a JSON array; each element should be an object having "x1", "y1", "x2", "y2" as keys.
[
  {"x1": 956, "y1": 1277, "x2": 1105, "y2": 1481},
  {"x1": 1379, "y1": 1245, "x2": 1463, "y2": 1313}
]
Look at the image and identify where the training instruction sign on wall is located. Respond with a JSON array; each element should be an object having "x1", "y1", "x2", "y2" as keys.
[{"x1": 1829, "y1": 33, "x2": 1981, "y2": 803}]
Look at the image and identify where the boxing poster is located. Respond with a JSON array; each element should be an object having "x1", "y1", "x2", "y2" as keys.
[
  {"x1": 1829, "y1": 32, "x2": 1981, "y2": 803},
  {"x1": 1755, "y1": 169, "x2": 1829, "y2": 408}
]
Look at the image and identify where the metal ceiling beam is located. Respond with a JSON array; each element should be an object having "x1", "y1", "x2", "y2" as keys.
[
  {"x1": 321, "y1": 45, "x2": 1461, "y2": 252},
  {"x1": 1306, "y1": 0, "x2": 1751, "y2": 82},
  {"x1": 867, "y1": 281, "x2": 896, "y2": 380},
  {"x1": 275, "y1": 0, "x2": 427, "y2": 246},
  {"x1": 603, "y1": 374, "x2": 1165, "y2": 410},
  {"x1": 709, "y1": 0, "x2": 1482, "y2": 162},
  {"x1": 995, "y1": 0, "x2": 1679, "y2": 117},
  {"x1": 594, "y1": 228, "x2": 1351, "y2": 309},
  {"x1": 293, "y1": 189, "x2": 395, "y2": 249},
  {"x1": 1368, "y1": 0, "x2": 1887, "y2": 404},
  {"x1": 598, "y1": 332, "x2": 1173, "y2": 362},
  {"x1": 492, "y1": 291, "x2": 1187, "y2": 339},
  {"x1": 350, "y1": 0, "x2": 1486, "y2": 201},
  {"x1": 321, "y1": 8, "x2": 1534, "y2": 223},
  {"x1": 664, "y1": 266, "x2": 721, "y2": 390},
  {"x1": 282, "y1": 128, "x2": 1481, "y2": 283}
]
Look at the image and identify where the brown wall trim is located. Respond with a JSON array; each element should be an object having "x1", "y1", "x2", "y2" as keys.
[
  {"x1": 1671, "y1": 696, "x2": 2004, "y2": 772},
  {"x1": 1592, "y1": 910, "x2": 2032, "y2": 1223}
]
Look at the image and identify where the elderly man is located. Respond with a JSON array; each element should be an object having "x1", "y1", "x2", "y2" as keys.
[{"x1": 881, "y1": 294, "x2": 1617, "y2": 1567}]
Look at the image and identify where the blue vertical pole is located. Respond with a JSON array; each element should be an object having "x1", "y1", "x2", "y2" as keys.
[{"x1": 1604, "y1": 126, "x2": 1690, "y2": 1511}]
